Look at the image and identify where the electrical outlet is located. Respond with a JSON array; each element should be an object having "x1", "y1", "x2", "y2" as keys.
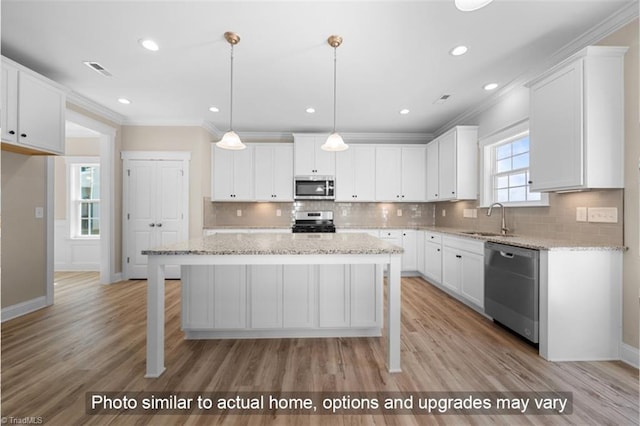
[
  {"x1": 587, "y1": 207, "x2": 617, "y2": 223},
  {"x1": 576, "y1": 207, "x2": 587, "y2": 222},
  {"x1": 35, "y1": 207, "x2": 44, "y2": 219},
  {"x1": 397, "y1": 209, "x2": 402, "y2": 217},
  {"x1": 276, "y1": 209, "x2": 281, "y2": 217},
  {"x1": 342, "y1": 209, "x2": 348, "y2": 217},
  {"x1": 236, "y1": 209, "x2": 242, "y2": 217},
  {"x1": 442, "y1": 209, "x2": 446, "y2": 217}
]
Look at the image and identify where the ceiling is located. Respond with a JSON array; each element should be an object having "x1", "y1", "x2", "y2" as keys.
[{"x1": 1, "y1": 0, "x2": 637, "y2": 140}]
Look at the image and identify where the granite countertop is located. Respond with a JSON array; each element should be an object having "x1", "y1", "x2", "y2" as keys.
[
  {"x1": 202, "y1": 225, "x2": 625, "y2": 251},
  {"x1": 143, "y1": 232, "x2": 404, "y2": 256}
]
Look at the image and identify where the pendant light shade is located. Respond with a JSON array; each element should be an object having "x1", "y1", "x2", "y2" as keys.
[
  {"x1": 454, "y1": 0, "x2": 493, "y2": 12},
  {"x1": 216, "y1": 31, "x2": 246, "y2": 150},
  {"x1": 321, "y1": 35, "x2": 349, "y2": 152}
]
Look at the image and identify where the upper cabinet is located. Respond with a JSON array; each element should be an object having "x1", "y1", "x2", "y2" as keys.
[
  {"x1": 426, "y1": 126, "x2": 478, "y2": 201},
  {"x1": 293, "y1": 133, "x2": 335, "y2": 176},
  {"x1": 211, "y1": 144, "x2": 255, "y2": 201},
  {"x1": 335, "y1": 145, "x2": 376, "y2": 201},
  {"x1": 374, "y1": 145, "x2": 426, "y2": 202},
  {"x1": 528, "y1": 46, "x2": 626, "y2": 192},
  {"x1": 254, "y1": 144, "x2": 294, "y2": 201},
  {"x1": 1, "y1": 57, "x2": 66, "y2": 155}
]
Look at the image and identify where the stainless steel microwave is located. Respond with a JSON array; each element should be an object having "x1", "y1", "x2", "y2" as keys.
[{"x1": 294, "y1": 176, "x2": 335, "y2": 200}]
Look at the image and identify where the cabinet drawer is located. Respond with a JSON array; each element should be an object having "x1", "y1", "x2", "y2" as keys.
[
  {"x1": 379, "y1": 229, "x2": 402, "y2": 239},
  {"x1": 443, "y1": 236, "x2": 484, "y2": 255},
  {"x1": 424, "y1": 232, "x2": 442, "y2": 244}
]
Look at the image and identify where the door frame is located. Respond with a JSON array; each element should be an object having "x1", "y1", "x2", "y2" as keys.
[
  {"x1": 121, "y1": 151, "x2": 190, "y2": 280},
  {"x1": 56, "y1": 109, "x2": 117, "y2": 290}
]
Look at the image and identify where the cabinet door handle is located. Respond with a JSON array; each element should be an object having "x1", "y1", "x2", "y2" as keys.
[
  {"x1": 437, "y1": 249, "x2": 440, "y2": 252},
  {"x1": 8, "y1": 130, "x2": 15, "y2": 135},
  {"x1": 528, "y1": 180, "x2": 533, "y2": 184},
  {"x1": 149, "y1": 223, "x2": 156, "y2": 227},
  {"x1": 20, "y1": 133, "x2": 27, "y2": 138},
  {"x1": 434, "y1": 193, "x2": 438, "y2": 197},
  {"x1": 156, "y1": 223, "x2": 163, "y2": 227},
  {"x1": 455, "y1": 255, "x2": 462, "y2": 259}
]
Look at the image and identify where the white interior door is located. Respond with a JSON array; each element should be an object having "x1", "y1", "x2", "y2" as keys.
[{"x1": 123, "y1": 153, "x2": 189, "y2": 280}]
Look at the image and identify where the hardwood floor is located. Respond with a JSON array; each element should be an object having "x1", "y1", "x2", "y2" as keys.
[{"x1": 1, "y1": 272, "x2": 637, "y2": 425}]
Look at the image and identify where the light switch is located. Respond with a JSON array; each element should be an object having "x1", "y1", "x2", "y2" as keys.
[
  {"x1": 397, "y1": 209, "x2": 402, "y2": 217},
  {"x1": 276, "y1": 209, "x2": 281, "y2": 217},
  {"x1": 35, "y1": 207, "x2": 44, "y2": 219},
  {"x1": 576, "y1": 207, "x2": 587, "y2": 222},
  {"x1": 442, "y1": 209, "x2": 446, "y2": 217},
  {"x1": 236, "y1": 209, "x2": 242, "y2": 217}
]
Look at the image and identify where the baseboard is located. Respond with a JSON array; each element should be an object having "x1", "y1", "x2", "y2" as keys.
[
  {"x1": 110, "y1": 272, "x2": 123, "y2": 284},
  {"x1": 1, "y1": 296, "x2": 48, "y2": 323},
  {"x1": 620, "y1": 342, "x2": 640, "y2": 369}
]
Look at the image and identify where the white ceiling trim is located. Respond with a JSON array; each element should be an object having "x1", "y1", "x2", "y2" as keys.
[
  {"x1": 435, "y1": 1, "x2": 639, "y2": 137},
  {"x1": 66, "y1": 90, "x2": 125, "y2": 126}
]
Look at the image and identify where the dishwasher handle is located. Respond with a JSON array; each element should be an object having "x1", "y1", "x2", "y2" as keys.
[{"x1": 500, "y1": 251, "x2": 515, "y2": 259}]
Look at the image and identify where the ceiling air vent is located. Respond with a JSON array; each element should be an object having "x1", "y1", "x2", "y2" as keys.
[
  {"x1": 83, "y1": 61, "x2": 112, "y2": 77},
  {"x1": 434, "y1": 94, "x2": 451, "y2": 105}
]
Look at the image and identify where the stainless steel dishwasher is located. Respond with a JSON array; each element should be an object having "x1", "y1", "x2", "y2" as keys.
[{"x1": 484, "y1": 242, "x2": 539, "y2": 343}]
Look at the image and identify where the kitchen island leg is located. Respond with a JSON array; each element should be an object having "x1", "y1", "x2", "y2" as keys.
[
  {"x1": 387, "y1": 254, "x2": 402, "y2": 372},
  {"x1": 145, "y1": 257, "x2": 166, "y2": 378}
]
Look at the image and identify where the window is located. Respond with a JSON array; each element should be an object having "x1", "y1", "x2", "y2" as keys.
[
  {"x1": 479, "y1": 121, "x2": 548, "y2": 207},
  {"x1": 69, "y1": 160, "x2": 100, "y2": 238}
]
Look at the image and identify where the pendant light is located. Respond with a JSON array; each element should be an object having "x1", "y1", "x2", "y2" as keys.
[
  {"x1": 321, "y1": 35, "x2": 349, "y2": 152},
  {"x1": 455, "y1": 0, "x2": 493, "y2": 12},
  {"x1": 216, "y1": 31, "x2": 246, "y2": 150}
]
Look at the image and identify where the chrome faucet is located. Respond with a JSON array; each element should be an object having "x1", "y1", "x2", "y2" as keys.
[{"x1": 487, "y1": 202, "x2": 509, "y2": 235}]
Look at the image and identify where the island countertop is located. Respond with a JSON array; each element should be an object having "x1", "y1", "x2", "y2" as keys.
[{"x1": 142, "y1": 232, "x2": 404, "y2": 256}]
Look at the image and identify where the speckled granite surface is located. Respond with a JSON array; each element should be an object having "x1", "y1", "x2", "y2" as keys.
[{"x1": 142, "y1": 232, "x2": 404, "y2": 256}]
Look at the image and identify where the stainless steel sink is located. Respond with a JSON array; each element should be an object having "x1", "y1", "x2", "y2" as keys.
[{"x1": 461, "y1": 231, "x2": 514, "y2": 237}]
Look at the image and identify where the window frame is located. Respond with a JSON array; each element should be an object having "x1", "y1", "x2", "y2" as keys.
[
  {"x1": 66, "y1": 157, "x2": 101, "y2": 240},
  {"x1": 478, "y1": 120, "x2": 548, "y2": 208}
]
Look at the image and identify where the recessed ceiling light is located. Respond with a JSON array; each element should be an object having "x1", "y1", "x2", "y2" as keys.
[
  {"x1": 483, "y1": 83, "x2": 499, "y2": 91},
  {"x1": 118, "y1": 98, "x2": 131, "y2": 105},
  {"x1": 139, "y1": 38, "x2": 159, "y2": 52},
  {"x1": 455, "y1": 0, "x2": 494, "y2": 12},
  {"x1": 450, "y1": 45, "x2": 468, "y2": 56},
  {"x1": 400, "y1": 109, "x2": 410, "y2": 115},
  {"x1": 209, "y1": 106, "x2": 220, "y2": 112},
  {"x1": 306, "y1": 107, "x2": 316, "y2": 114}
]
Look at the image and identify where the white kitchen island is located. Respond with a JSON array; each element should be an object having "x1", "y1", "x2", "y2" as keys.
[{"x1": 142, "y1": 232, "x2": 403, "y2": 378}]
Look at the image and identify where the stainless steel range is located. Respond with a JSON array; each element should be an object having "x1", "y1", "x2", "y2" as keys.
[{"x1": 291, "y1": 211, "x2": 336, "y2": 233}]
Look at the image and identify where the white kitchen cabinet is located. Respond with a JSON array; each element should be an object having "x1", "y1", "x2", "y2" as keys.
[
  {"x1": 335, "y1": 144, "x2": 376, "y2": 201},
  {"x1": 350, "y1": 265, "x2": 382, "y2": 327},
  {"x1": 442, "y1": 236, "x2": 484, "y2": 309},
  {"x1": 249, "y1": 265, "x2": 283, "y2": 329},
  {"x1": 293, "y1": 133, "x2": 335, "y2": 176},
  {"x1": 374, "y1": 146, "x2": 426, "y2": 202},
  {"x1": 401, "y1": 230, "x2": 418, "y2": 272},
  {"x1": 211, "y1": 144, "x2": 254, "y2": 201},
  {"x1": 214, "y1": 266, "x2": 247, "y2": 329},
  {"x1": 528, "y1": 46, "x2": 626, "y2": 192},
  {"x1": 181, "y1": 265, "x2": 214, "y2": 329},
  {"x1": 416, "y1": 231, "x2": 425, "y2": 275},
  {"x1": 424, "y1": 232, "x2": 443, "y2": 284},
  {"x1": 1, "y1": 58, "x2": 65, "y2": 155},
  {"x1": 254, "y1": 144, "x2": 293, "y2": 201},
  {"x1": 283, "y1": 265, "x2": 315, "y2": 328},
  {"x1": 318, "y1": 265, "x2": 350, "y2": 328},
  {"x1": 426, "y1": 141, "x2": 439, "y2": 201},
  {"x1": 429, "y1": 126, "x2": 478, "y2": 201}
]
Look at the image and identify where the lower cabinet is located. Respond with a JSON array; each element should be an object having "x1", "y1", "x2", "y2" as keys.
[
  {"x1": 424, "y1": 240, "x2": 443, "y2": 284},
  {"x1": 441, "y1": 236, "x2": 484, "y2": 310},
  {"x1": 181, "y1": 264, "x2": 382, "y2": 336}
]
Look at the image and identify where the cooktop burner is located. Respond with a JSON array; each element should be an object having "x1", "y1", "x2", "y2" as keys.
[{"x1": 291, "y1": 211, "x2": 336, "y2": 233}]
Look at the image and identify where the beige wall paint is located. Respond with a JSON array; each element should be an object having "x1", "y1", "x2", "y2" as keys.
[
  {"x1": 121, "y1": 126, "x2": 212, "y2": 238},
  {"x1": 1, "y1": 151, "x2": 47, "y2": 308},
  {"x1": 598, "y1": 19, "x2": 640, "y2": 349}
]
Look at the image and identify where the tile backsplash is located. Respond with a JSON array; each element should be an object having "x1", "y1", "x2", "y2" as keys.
[
  {"x1": 435, "y1": 189, "x2": 623, "y2": 246},
  {"x1": 204, "y1": 189, "x2": 623, "y2": 246},
  {"x1": 203, "y1": 198, "x2": 435, "y2": 229}
]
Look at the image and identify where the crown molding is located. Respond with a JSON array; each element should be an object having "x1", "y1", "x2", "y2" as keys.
[
  {"x1": 66, "y1": 91, "x2": 125, "y2": 125},
  {"x1": 341, "y1": 132, "x2": 432, "y2": 144},
  {"x1": 434, "y1": 1, "x2": 639, "y2": 137}
]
